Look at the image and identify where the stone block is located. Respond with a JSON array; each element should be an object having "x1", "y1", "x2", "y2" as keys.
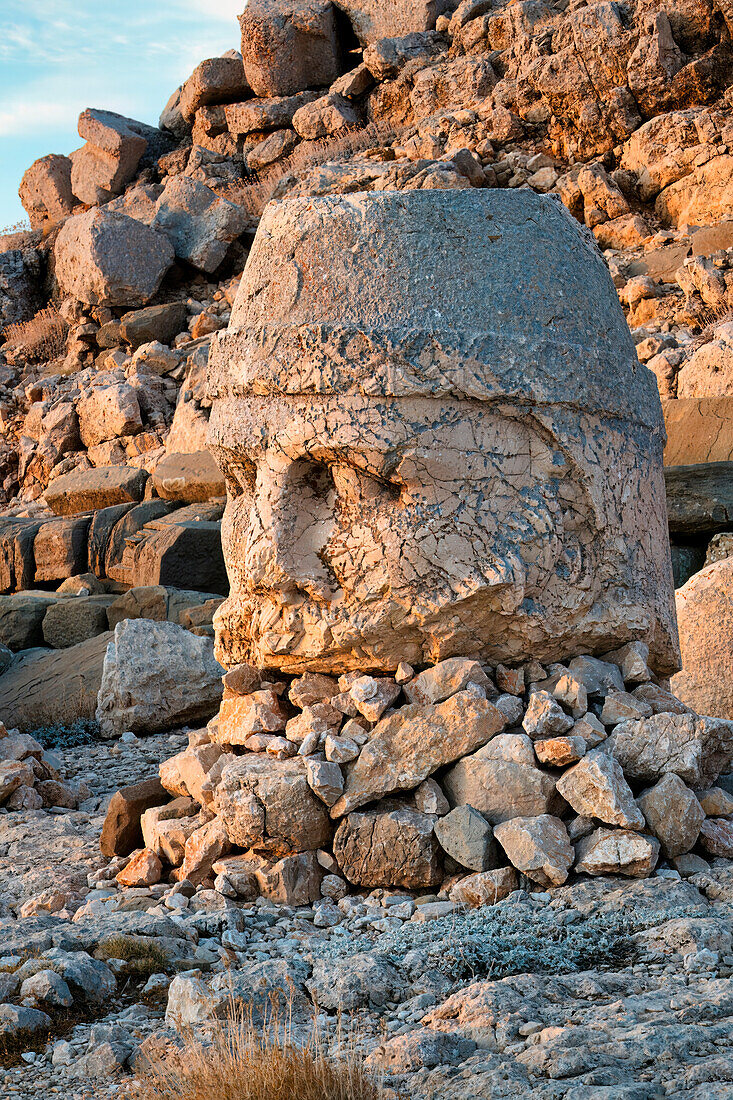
[
  {"x1": 664, "y1": 398, "x2": 733, "y2": 466},
  {"x1": 671, "y1": 557, "x2": 733, "y2": 719},
  {"x1": 224, "y1": 91, "x2": 318, "y2": 134},
  {"x1": 0, "y1": 518, "x2": 42, "y2": 594},
  {"x1": 333, "y1": 804, "x2": 442, "y2": 888},
  {"x1": 19, "y1": 154, "x2": 75, "y2": 230},
  {"x1": 239, "y1": 0, "x2": 343, "y2": 97},
  {"x1": 34, "y1": 516, "x2": 91, "y2": 584},
  {"x1": 179, "y1": 56, "x2": 251, "y2": 121},
  {"x1": 88, "y1": 504, "x2": 135, "y2": 577},
  {"x1": 54, "y1": 209, "x2": 173, "y2": 308},
  {"x1": 44, "y1": 466, "x2": 148, "y2": 516},
  {"x1": 100, "y1": 777, "x2": 168, "y2": 857},
  {"x1": 665, "y1": 462, "x2": 733, "y2": 537},
  {"x1": 152, "y1": 451, "x2": 226, "y2": 503},
  {"x1": 119, "y1": 303, "x2": 187, "y2": 349},
  {"x1": 152, "y1": 176, "x2": 247, "y2": 273},
  {"x1": 443, "y1": 734, "x2": 563, "y2": 824},
  {"x1": 42, "y1": 595, "x2": 116, "y2": 649},
  {"x1": 96, "y1": 619, "x2": 225, "y2": 738},
  {"x1": 130, "y1": 521, "x2": 228, "y2": 595}
]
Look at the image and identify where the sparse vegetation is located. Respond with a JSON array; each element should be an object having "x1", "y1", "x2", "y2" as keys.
[
  {"x1": 95, "y1": 937, "x2": 171, "y2": 981},
  {"x1": 129, "y1": 1005, "x2": 384, "y2": 1100},
  {"x1": 1, "y1": 305, "x2": 68, "y2": 364}
]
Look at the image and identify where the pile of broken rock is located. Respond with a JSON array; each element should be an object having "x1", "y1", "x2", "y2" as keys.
[
  {"x1": 102, "y1": 646, "x2": 733, "y2": 910},
  {"x1": 0, "y1": 722, "x2": 90, "y2": 812}
]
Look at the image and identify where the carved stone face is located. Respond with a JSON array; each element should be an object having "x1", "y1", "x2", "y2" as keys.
[{"x1": 208, "y1": 190, "x2": 680, "y2": 675}]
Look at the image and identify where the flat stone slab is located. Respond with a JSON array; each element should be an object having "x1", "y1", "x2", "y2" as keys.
[
  {"x1": 45, "y1": 466, "x2": 149, "y2": 516},
  {"x1": 0, "y1": 631, "x2": 112, "y2": 732}
]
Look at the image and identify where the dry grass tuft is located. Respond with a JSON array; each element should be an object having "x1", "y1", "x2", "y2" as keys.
[
  {"x1": 128, "y1": 1003, "x2": 384, "y2": 1100},
  {"x1": 218, "y1": 121, "x2": 400, "y2": 220},
  {"x1": 1, "y1": 305, "x2": 68, "y2": 363}
]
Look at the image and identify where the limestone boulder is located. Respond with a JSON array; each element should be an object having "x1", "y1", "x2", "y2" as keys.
[
  {"x1": 214, "y1": 755, "x2": 331, "y2": 854},
  {"x1": 45, "y1": 466, "x2": 148, "y2": 516},
  {"x1": 607, "y1": 713, "x2": 733, "y2": 789},
  {"x1": 119, "y1": 303, "x2": 187, "y2": 349},
  {"x1": 555, "y1": 750, "x2": 645, "y2": 830},
  {"x1": 699, "y1": 818, "x2": 733, "y2": 858},
  {"x1": 100, "y1": 777, "x2": 168, "y2": 857},
  {"x1": 493, "y1": 815, "x2": 574, "y2": 887},
  {"x1": 443, "y1": 734, "x2": 563, "y2": 824},
  {"x1": 224, "y1": 91, "x2": 318, "y2": 135},
  {"x1": 671, "y1": 558, "x2": 733, "y2": 719},
  {"x1": 42, "y1": 595, "x2": 115, "y2": 649},
  {"x1": 291, "y1": 94, "x2": 359, "y2": 139},
  {"x1": 33, "y1": 516, "x2": 91, "y2": 583},
  {"x1": 434, "y1": 805, "x2": 497, "y2": 872},
  {"x1": 522, "y1": 691, "x2": 574, "y2": 739},
  {"x1": 152, "y1": 176, "x2": 247, "y2": 273},
  {"x1": 0, "y1": 592, "x2": 58, "y2": 650},
  {"x1": 19, "y1": 154, "x2": 74, "y2": 230},
  {"x1": 338, "y1": 0, "x2": 450, "y2": 46},
  {"x1": 96, "y1": 619, "x2": 225, "y2": 738},
  {"x1": 448, "y1": 866, "x2": 518, "y2": 909},
  {"x1": 152, "y1": 451, "x2": 225, "y2": 503},
  {"x1": 574, "y1": 827, "x2": 660, "y2": 878},
  {"x1": 70, "y1": 108, "x2": 156, "y2": 204},
  {"x1": 307, "y1": 953, "x2": 406, "y2": 1011},
  {"x1": 239, "y1": 0, "x2": 343, "y2": 97},
  {"x1": 213, "y1": 690, "x2": 288, "y2": 745},
  {"x1": 404, "y1": 657, "x2": 493, "y2": 705},
  {"x1": 331, "y1": 691, "x2": 506, "y2": 817},
  {"x1": 179, "y1": 57, "x2": 251, "y2": 121},
  {"x1": 333, "y1": 804, "x2": 442, "y2": 888},
  {"x1": 637, "y1": 774, "x2": 704, "y2": 858},
  {"x1": 54, "y1": 209, "x2": 173, "y2": 307}
]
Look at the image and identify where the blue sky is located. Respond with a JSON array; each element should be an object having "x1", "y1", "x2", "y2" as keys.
[{"x1": 0, "y1": 0, "x2": 245, "y2": 228}]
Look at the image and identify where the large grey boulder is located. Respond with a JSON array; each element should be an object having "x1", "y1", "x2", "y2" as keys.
[
  {"x1": 239, "y1": 0, "x2": 343, "y2": 97},
  {"x1": 152, "y1": 176, "x2": 247, "y2": 273},
  {"x1": 54, "y1": 209, "x2": 173, "y2": 307},
  {"x1": 96, "y1": 619, "x2": 225, "y2": 737}
]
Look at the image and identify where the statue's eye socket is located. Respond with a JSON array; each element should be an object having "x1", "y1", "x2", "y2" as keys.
[{"x1": 331, "y1": 464, "x2": 401, "y2": 504}]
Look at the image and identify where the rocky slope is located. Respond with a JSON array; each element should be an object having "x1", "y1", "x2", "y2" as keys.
[{"x1": 3, "y1": 1, "x2": 733, "y2": 1096}]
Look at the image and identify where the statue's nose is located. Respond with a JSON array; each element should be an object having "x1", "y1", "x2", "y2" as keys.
[{"x1": 246, "y1": 455, "x2": 338, "y2": 600}]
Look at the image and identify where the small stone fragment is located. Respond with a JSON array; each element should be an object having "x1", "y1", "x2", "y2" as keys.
[
  {"x1": 116, "y1": 847, "x2": 162, "y2": 887},
  {"x1": 522, "y1": 691, "x2": 573, "y2": 739},
  {"x1": 534, "y1": 736, "x2": 586, "y2": 767}
]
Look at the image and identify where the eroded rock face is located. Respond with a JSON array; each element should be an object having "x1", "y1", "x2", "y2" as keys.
[
  {"x1": 671, "y1": 558, "x2": 733, "y2": 719},
  {"x1": 208, "y1": 190, "x2": 678, "y2": 676}
]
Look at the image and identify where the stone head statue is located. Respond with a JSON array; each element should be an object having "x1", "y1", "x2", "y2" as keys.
[{"x1": 207, "y1": 189, "x2": 679, "y2": 676}]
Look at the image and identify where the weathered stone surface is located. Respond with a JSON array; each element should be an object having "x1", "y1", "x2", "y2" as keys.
[
  {"x1": 434, "y1": 805, "x2": 497, "y2": 872},
  {"x1": 42, "y1": 595, "x2": 115, "y2": 648},
  {"x1": 522, "y1": 691, "x2": 574, "y2": 739},
  {"x1": 152, "y1": 451, "x2": 225, "y2": 502},
  {"x1": 214, "y1": 755, "x2": 331, "y2": 853},
  {"x1": 600, "y1": 691, "x2": 653, "y2": 725},
  {"x1": 119, "y1": 303, "x2": 187, "y2": 349},
  {"x1": 130, "y1": 521, "x2": 228, "y2": 596},
  {"x1": 448, "y1": 866, "x2": 518, "y2": 909},
  {"x1": 339, "y1": 0, "x2": 450, "y2": 46},
  {"x1": 574, "y1": 827, "x2": 660, "y2": 878},
  {"x1": 698, "y1": 786, "x2": 733, "y2": 816},
  {"x1": 214, "y1": 689, "x2": 288, "y2": 744},
  {"x1": 70, "y1": 109, "x2": 156, "y2": 204},
  {"x1": 637, "y1": 774, "x2": 704, "y2": 858},
  {"x1": 78, "y1": 383, "x2": 143, "y2": 447},
  {"x1": 665, "y1": 398, "x2": 733, "y2": 467},
  {"x1": 699, "y1": 818, "x2": 733, "y2": 857},
  {"x1": 116, "y1": 847, "x2": 162, "y2": 887},
  {"x1": 239, "y1": 0, "x2": 342, "y2": 97},
  {"x1": 224, "y1": 91, "x2": 318, "y2": 135},
  {"x1": 307, "y1": 953, "x2": 406, "y2": 1011},
  {"x1": 96, "y1": 620, "x2": 225, "y2": 738},
  {"x1": 556, "y1": 750, "x2": 645, "y2": 830},
  {"x1": 363, "y1": 30, "x2": 445, "y2": 80},
  {"x1": 34, "y1": 516, "x2": 91, "y2": 583},
  {"x1": 404, "y1": 658, "x2": 492, "y2": 705},
  {"x1": 493, "y1": 815, "x2": 574, "y2": 887},
  {"x1": 54, "y1": 209, "x2": 173, "y2": 307},
  {"x1": 152, "y1": 175, "x2": 247, "y2": 274},
  {"x1": 209, "y1": 190, "x2": 678, "y2": 676},
  {"x1": 443, "y1": 734, "x2": 562, "y2": 824},
  {"x1": 100, "y1": 777, "x2": 167, "y2": 857},
  {"x1": 141, "y1": 798, "x2": 202, "y2": 865},
  {"x1": 177, "y1": 817, "x2": 230, "y2": 886},
  {"x1": 333, "y1": 804, "x2": 442, "y2": 888},
  {"x1": 0, "y1": 518, "x2": 43, "y2": 595},
  {"x1": 0, "y1": 632, "x2": 111, "y2": 731},
  {"x1": 0, "y1": 760, "x2": 34, "y2": 804},
  {"x1": 607, "y1": 713, "x2": 733, "y2": 788},
  {"x1": 19, "y1": 154, "x2": 74, "y2": 229},
  {"x1": 534, "y1": 735, "x2": 586, "y2": 767},
  {"x1": 331, "y1": 692, "x2": 506, "y2": 817},
  {"x1": 0, "y1": 592, "x2": 57, "y2": 650},
  {"x1": 291, "y1": 93, "x2": 359, "y2": 139},
  {"x1": 665, "y1": 462, "x2": 733, "y2": 537},
  {"x1": 45, "y1": 466, "x2": 148, "y2": 515},
  {"x1": 179, "y1": 56, "x2": 251, "y2": 121},
  {"x1": 104, "y1": 501, "x2": 176, "y2": 583},
  {"x1": 671, "y1": 558, "x2": 733, "y2": 720}
]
